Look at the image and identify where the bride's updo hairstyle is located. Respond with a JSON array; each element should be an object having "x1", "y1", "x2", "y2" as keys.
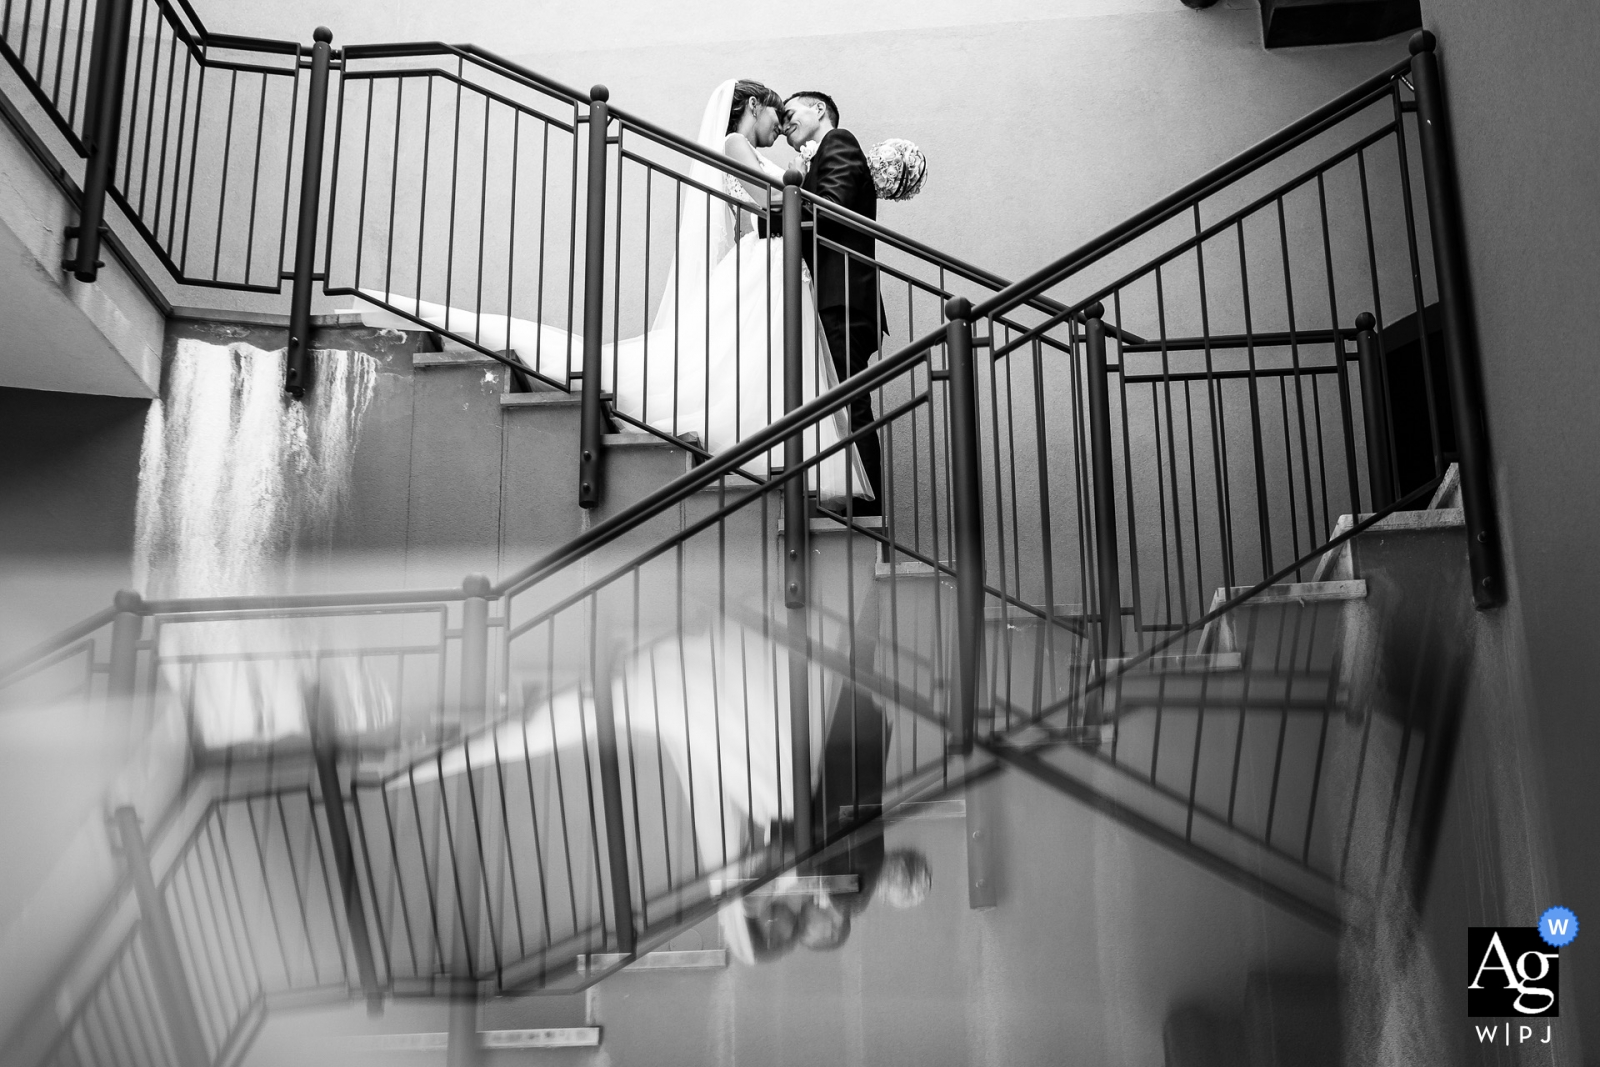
[{"x1": 727, "y1": 80, "x2": 782, "y2": 133}]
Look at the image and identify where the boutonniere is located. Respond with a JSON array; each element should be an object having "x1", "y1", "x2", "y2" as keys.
[{"x1": 799, "y1": 141, "x2": 819, "y2": 164}]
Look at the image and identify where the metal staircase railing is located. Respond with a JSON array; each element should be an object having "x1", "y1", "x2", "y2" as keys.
[
  {"x1": 3, "y1": 0, "x2": 1121, "y2": 499},
  {"x1": 1, "y1": 20, "x2": 1496, "y2": 1067}
]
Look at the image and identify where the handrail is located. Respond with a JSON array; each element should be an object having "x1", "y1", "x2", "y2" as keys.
[
  {"x1": 0, "y1": 607, "x2": 118, "y2": 686},
  {"x1": 610, "y1": 105, "x2": 776, "y2": 190},
  {"x1": 971, "y1": 56, "x2": 1412, "y2": 323},
  {"x1": 341, "y1": 41, "x2": 593, "y2": 105},
  {"x1": 799, "y1": 191, "x2": 1147, "y2": 346}
]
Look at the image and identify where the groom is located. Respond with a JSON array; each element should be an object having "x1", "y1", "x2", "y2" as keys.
[{"x1": 784, "y1": 90, "x2": 885, "y2": 516}]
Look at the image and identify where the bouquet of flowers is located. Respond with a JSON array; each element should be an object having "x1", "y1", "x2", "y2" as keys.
[
  {"x1": 795, "y1": 137, "x2": 928, "y2": 202},
  {"x1": 866, "y1": 138, "x2": 928, "y2": 202}
]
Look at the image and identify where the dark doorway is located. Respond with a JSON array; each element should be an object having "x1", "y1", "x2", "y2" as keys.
[{"x1": 1378, "y1": 304, "x2": 1456, "y2": 506}]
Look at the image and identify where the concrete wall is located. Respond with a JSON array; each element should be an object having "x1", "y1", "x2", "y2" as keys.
[
  {"x1": 0, "y1": 99, "x2": 164, "y2": 396},
  {"x1": 1412, "y1": 1, "x2": 1600, "y2": 1062},
  {"x1": 0, "y1": 387, "x2": 148, "y2": 651}
]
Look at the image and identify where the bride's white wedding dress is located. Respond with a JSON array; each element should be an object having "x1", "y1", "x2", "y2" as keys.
[
  {"x1": 395, "y1": 621, "x2": 809, "y2": 965},
  {"x1": 353, "y1": 80, "x2": 870, "y2": 503}
]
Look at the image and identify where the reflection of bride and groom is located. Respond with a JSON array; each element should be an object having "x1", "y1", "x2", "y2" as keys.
[
  {"x1": 358, "y1": 78, "x2": 886, "y2": 513},
  {"x1": 412, "y1": 622, "x2": 930, "y2": 965}
]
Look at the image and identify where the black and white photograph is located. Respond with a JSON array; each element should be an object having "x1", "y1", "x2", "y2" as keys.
[{"x1": 0, "y1": 0, "x2": 1594, "y2": 1063}]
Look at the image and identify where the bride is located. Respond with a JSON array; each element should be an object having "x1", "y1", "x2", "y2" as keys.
[{"x1": 354, "y1": 79, "x2": 870, "y2": 504}]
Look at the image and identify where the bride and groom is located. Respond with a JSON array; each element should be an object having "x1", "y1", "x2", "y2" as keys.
[{"x1": 356, "y1": 78, "x2": 885, "y2": 512}]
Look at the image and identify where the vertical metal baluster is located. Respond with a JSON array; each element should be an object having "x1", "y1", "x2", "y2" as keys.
[
  {"x1": 209, "y1": 69, "x2": 237, "y2": 279},
  {"x1": 781, "y1": 169, "x2": 813, "y2": 854},
  {"x1": 382, "y1": 76, "x2": 403, "y2": 311},
  {"x1": 514, "y1": 679, "x2": 555, "y2": 948},
  {"x1": 118, "y1": 0, "x2": 150, "y2": 195},
  {"x1": 33, "y1": 0, "x2": 52, "y2": 79},
  {"x1": 147, "y1": 30, "x2": 177, "y2": 252},
  {"x1": 442, "y1": 56, "x2": 462, "y2": 337},
  {"x1": 347, "y1": 77, "x2": 374, "y2": 297},
  {"x1": 242, "y1": 71, "x2": 269, "y2": 287},
  {"x1": 1277, "y1": 377, "x2": 1303, "y2": 573},
  {"x1": 310, "y1": 696, "x2": 383, "y2": 1013},
  {"x1": 474, "y1": 93, "x2": 490, "y2": 349},
  {"x1": 113, "y1": 807, "x2": 208, "y2": 1067},
  {"x1": 1153, "y1": 267, "x2": 1191, "y2": 629},
  {"x1": 1316, "y1": 173, "x2": 1362, "y2": 516},
  {"x1": 66, "y1": 0, "x2": 91, "y2": 130},
  {"x1": 1355, "y1": 313, "x2": 1395, "y2": 509},
  {"x1": 1193, "y1": 205, "x2": 1236, "y2": 592},
  {"x1": 49, "y1": 0, "x2": 69, "y2": 105},
  {"x1": 1235, "y1": 221, "x2": 1274, "y2": 578},
  {"x1": 1275, "y1": 198, "x2": 1318, "y2": 567},
  {"x1": 622, "y1": 571, "x2": 649, "y2": 930},
  {"x1": 589, "y1": 623, "x2": 636, "y2": 954},
  {"x1": 135, "y1": 5, "x2": 163, "y2": 222},
  {"x1": 1027, "y1": 336, "x2": 1060, "y2": 712},
  {"x1": 1083, "y1": 303, "x2": 1123, "y2": 665}
]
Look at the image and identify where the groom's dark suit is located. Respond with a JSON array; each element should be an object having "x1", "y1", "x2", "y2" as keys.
[
  {"x1": 801, "y1": 128, "x2": 886, "y2": 513},
  {"x1": 810, "y1": 684, "x2": 889, "y2": 915}
]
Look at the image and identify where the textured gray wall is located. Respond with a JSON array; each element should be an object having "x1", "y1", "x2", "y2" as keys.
[{"x1": 1418, "y1": 1, "x2": 1600, "y2": 1062}]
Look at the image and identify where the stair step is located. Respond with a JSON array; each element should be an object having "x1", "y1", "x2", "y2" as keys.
[
  {"x1": 501, "y1": 390, "x2": 580, "y2": 408},
  {"x1": 874, "y1": 559, "x2": 949, "y2": 579},
  {"x1": 349, "y1": 1028, "x2": 601, "y2": 1052},
  {"x1": 1109, "y1": 651, "x2": 1243, "y2": 673},
  {"x1": 575, "y1": 949, "x2": 728, "y2": 974},
  {"x1": 415, "y1": 349, "x2": 507, "y2": 368},
  {"x1": 776, "y1": 514, "x2": 885, "y2": 535},
  {"x1": 840, "y1": 797, "x2": 966, "y2": 821},
  {"x1": 1209, "y1": 579, "x2": 1366, "y2": 606}
]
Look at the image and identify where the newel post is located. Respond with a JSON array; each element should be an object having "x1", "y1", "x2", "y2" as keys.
[
  {"x1": 578, "y1": 85, "x2": 612, "y2": 509},
  {"x1": 447, "y1": 573, "x2": 492, "y2": 1067},
  {"x1": 944, "y1": 297, "x2": 986, "y2": 754},
  {"x1": 284, "y1": 27, "x2": 334, "y2": 398},
  {"x1": 64, "y1": 0, "x2": 134, "y2": 281},
  {"x1": 107, "y1": 590, "x2": 145, "y2": 703},
  {"x1": 1082, "y1": 303, "x2": 1124, "y2": 663}
]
